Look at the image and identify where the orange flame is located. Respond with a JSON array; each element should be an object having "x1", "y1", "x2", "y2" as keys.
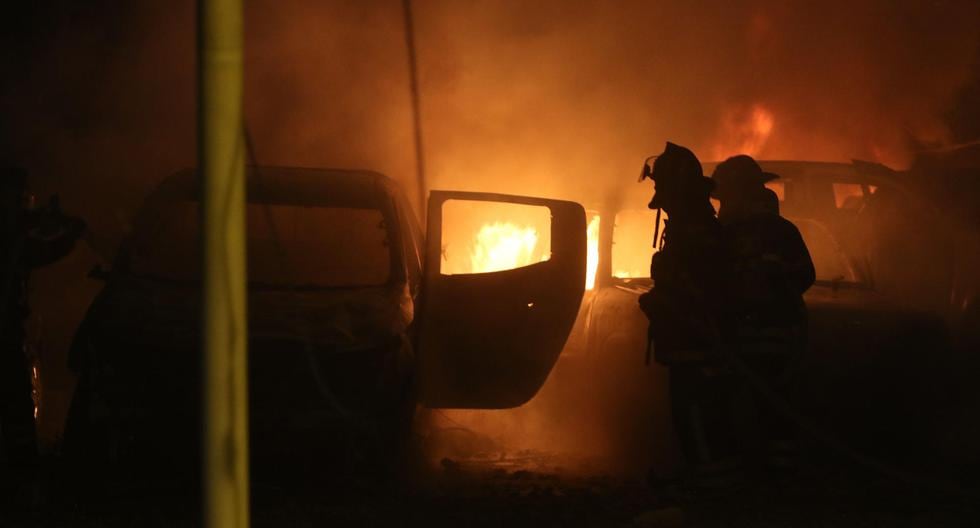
[
  {"x1": 712, "y1": 103, "x2": 774, "y2": 160},
  {"x1": 469, "y1": 222, "x2": 542, "y2": 273},
  {"x1": 466, "y1": 217, "x2": 599, "y2": 290}
]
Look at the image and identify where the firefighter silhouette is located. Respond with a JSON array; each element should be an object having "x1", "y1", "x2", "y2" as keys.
[
  {"x1": 1, "y1": 167, "x2": 85, "y2": 486},
  {"x1": 710, "y1": 154, "x2": 814, "y2": 470},
  {"x1": 637, "y1": 143, "x2": 737, "y2": 478}
]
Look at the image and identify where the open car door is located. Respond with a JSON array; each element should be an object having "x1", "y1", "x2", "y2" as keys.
[{"x1": 417, "y1": 191, "x2": 586, "y2": 409}]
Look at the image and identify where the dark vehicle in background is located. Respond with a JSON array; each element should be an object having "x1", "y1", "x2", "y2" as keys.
[
  {"x1": 859, "y1": 153, "x2": 980, "y2": 467},
  {"x1": 65, "y1": 166, "x2": 586, "y2": 481},
  {"x1": 563, "y1": 161, "x2": 955, "y2": 474},
  {"x1": 859, "y1": 156, "x2": 980, "y2": 349}
]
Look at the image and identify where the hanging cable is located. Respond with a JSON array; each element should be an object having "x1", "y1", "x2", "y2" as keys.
[{"x1": 402, "y1": 0, "x2": 427, "y2": 220}]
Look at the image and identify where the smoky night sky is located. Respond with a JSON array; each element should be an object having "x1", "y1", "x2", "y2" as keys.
[{"x1": 0, "y1": 0, "x2": 977, "y2": 265}]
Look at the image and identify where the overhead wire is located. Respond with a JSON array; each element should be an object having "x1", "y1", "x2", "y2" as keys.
[{"x1": 401, "y1": 0, "x2": 427, "y2": 220}]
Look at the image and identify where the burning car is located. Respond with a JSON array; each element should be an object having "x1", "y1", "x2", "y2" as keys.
[{"x1": 64, "y1": 166, "x2": 586, "y2": 480}]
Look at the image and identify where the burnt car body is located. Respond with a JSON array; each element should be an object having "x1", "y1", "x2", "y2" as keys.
[
  {"x1": 562, "y1": 161, "x2": 954, "y2": 474},
  {"x1": 64, "y1": 166, "x2": 586, "y2": 480}
]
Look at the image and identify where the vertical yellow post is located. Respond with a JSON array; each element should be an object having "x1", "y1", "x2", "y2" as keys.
[{"x1": 198, "y1": 0, "x2": 249, "y2": 527}]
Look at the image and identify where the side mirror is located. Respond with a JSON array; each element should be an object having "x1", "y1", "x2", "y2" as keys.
[{"x1": 88, "y1": 264, "x2": 111, "y2": 281}]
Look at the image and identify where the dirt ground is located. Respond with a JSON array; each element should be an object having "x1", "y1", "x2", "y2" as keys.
[
  {"x1": 3, "y1": 445, "x2": 978, "y2": 528},
  {"x1": 6, "y1": 362, "x2": 980, "y2": 527}
]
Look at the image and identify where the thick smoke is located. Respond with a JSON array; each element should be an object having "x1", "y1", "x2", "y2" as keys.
[
  {"x1": 5, "y1": 1, "x2": 980, "y2": 221},
  {"x1": 414, "y1": 0, "x2": 980, "y2": 196},
  {"x1": 2, "y1": 0, "x2": 979, "y2": 444}
]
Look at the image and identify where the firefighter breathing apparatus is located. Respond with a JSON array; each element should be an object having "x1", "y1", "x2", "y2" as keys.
[{"x1": 639, "y1": 155, "x2": 665, "y2": 251}]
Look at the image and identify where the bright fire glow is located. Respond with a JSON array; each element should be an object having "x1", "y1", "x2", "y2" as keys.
[
  {"x1": 469, "y1": 222, "x2": 541, "y2": 273},
  {"x1": 585, "y1": 216, "x2": 600, "y2": 290},
  {"x1": 609, "y1": 209, "x2": 666, "y2": 280},
  {"x1": 465, "y1": 216, "x2": 599, "y2": 290}
]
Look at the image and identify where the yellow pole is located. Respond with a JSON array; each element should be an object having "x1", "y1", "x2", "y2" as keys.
[{"x1": 198, "y1": 0, "x2": 249, "y2": 527}]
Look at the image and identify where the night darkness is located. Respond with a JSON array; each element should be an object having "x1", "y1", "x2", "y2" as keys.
[{"x1": 2, "y1": 1, "x2": 980, "y2": 526}]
